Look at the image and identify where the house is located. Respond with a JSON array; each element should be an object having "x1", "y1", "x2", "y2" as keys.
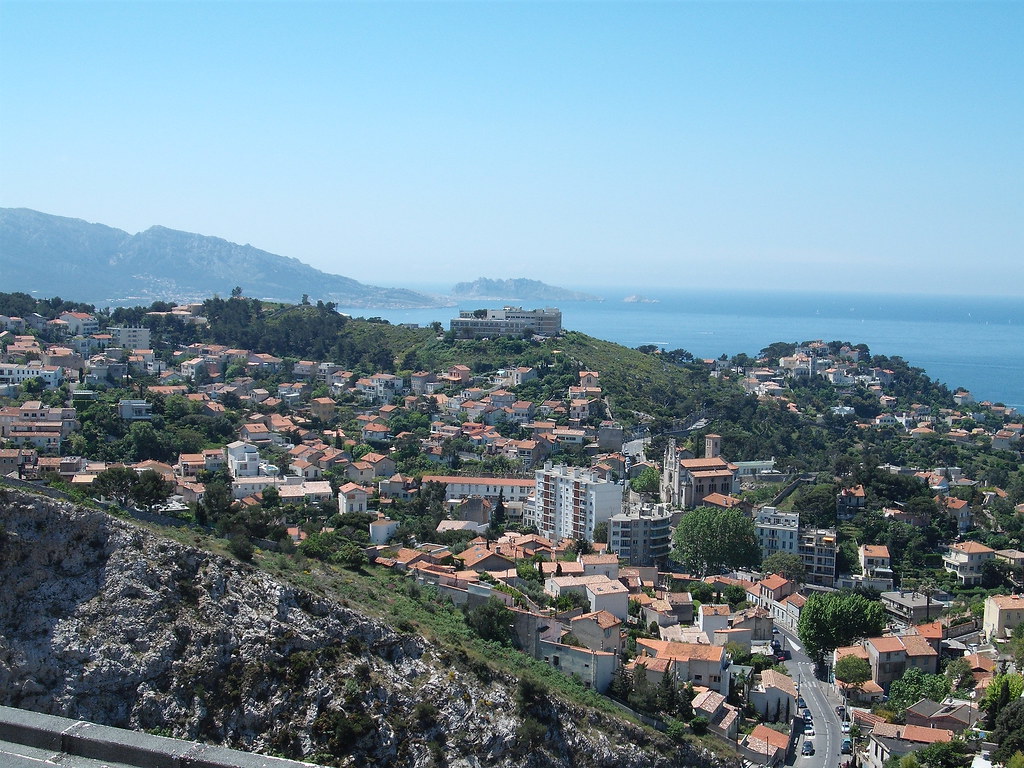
[
  {"x1": 859, "y1": 544, "x2": 892, "y2": 575},
  {"x1": 117, "y1": 399, "x2": 153, "y2": 421},
  {"x1": 454, "y1": 545, "x2": 515, "y2": 573},
  {"x1": 937, "y1": 495, "x2": 973, "y2": 533},
  {"x1": 225, "y1": 441, "x2": 262, "y2": 478},
  {"x1": 0, "y1": 401, "x2": 78, "y2": 451},
  {"x1": 633, "y1": 639, "x2": 729, "y2": 695},
  {"x1": 579, "y1": 553, "x2": 620, "y2": 580},
  {"x1": 904, "y1": 698, "x2": 976, "y2": 734},
  {"x1": 361, "y1": 452, "x2": 397, "y2": 479},
  {"x1": 368, "y1": 514, "x2": 400, "y2": 545},
  {"x1": 738, "y1": 724, "x2": 788, "y2": 767},
  {"x1": 691, "y1": 690, "x2": 740, "y2": 742},
  {"x1": 545, "y1": 575, "x2": 629, "y2": 620},
  {"x1": 290, "y1": 458, "x2": 322, "y2": 481},
  {"x1": 863, "y1": 723, "x2": 952, "y2": 768},
  {"x1": 943, "y1": 541, "x2": 995, "y2": 585},
  {"x1": 881, "y1": 591, "x2": 947, "y2": 624},
  {"x1": 748, "y1": 669, "x2": 797, "y2": 723},
  {"x1": 642, "y1": 598, "x2": 680, "y2": 632},
  {"x1": 861, "y1": 634, "x2": 939, "y2": 689},
  {"x1": 420, "y1": 475, "x2": 535, "y2": 504},
  {"x1": 0, "y1": 448, "x2": 37, "y2": 478},
  {"x1": 983, "y1": 593, "x2": 1024, "y2": 641},
  {"x1": 697, "y1": 604, "x2": 732, "y2": 635},
  {"x1": 568, "y1": 611, "x2": 623, "y2": 656},
  {"x1": 0, "y1": 363, "x2": 64, "y2": 389},
  {"x1": 360, "y1": 422, "x2": 392, "y2": 443},
  {"x1": 337, "y1": 482, "x2": 371, "y2": 514}
]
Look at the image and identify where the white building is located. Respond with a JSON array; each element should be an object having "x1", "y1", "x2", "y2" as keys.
[
  {"x1": 108, "y1": 326, "x2": 152, "y2": 350},
  {"x1": 755, "y1": 507, "x2": 799, "y2": 560},
  {"x1": 225, "y1": 440, "x2": 261, "y2": 478},
  {"x1": 419, "y1": 475, "x2": 535, "y2": 504},
  {"x1": 529, "y1": 462, "x2": 623, "y2": 542},
  {"x1": 117, "y1": 399, "x2": 152, "y2": 421},
  {"x1": 943, "y1": 541, "x2": 995, "y2": 586},
  {"x1": 450, "y1": 306, "x2": 562, "y2": 338},
  {"x1": 0, "y1": 363, "x2": 64, "y2": 389}
]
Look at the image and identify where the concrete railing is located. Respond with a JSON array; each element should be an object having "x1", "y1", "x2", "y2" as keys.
[{"x1": 0, "y1": 705, "x2": 322, "y2": 768}]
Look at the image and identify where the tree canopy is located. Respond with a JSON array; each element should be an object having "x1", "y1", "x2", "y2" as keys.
[
  {"x1": 762, "y1": 552, "x2": 807, "y2": 584},
  {"x1": 887, "y1": 667, "x2": 952, "y2": 718},
  {"x1": 992, "y1": 698, "x2": 1024, "y2": 764},
  {"x1": 672, "y1": 507, "x2": 759, "y2": 577},
  {"x1": 834, "y1": 654, "x2": 871, "y2": 691},
  {"x1": 797, "y1": 591, "x2": 886, "y2": 664}
]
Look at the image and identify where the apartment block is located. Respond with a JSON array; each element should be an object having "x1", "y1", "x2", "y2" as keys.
[
  {"x1": 607, "y1": 503, "x2": 672, "y2": 566},
  {"x1": 530, "y1": 462, "x2": 622, "y2": 542}
]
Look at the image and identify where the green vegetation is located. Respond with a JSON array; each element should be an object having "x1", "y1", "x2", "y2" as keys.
[
  {"x1": 797, "y1": 591, "x2": 886, "y2": 665},
  {"x1": 672, "y1": 507, "x2": 759, "y2": 577},
  {"x1": 887, "y1": 667, "x2": 952, "y2": 720}
]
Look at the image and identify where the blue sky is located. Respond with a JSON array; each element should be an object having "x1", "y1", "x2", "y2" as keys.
[{"x1": 1, "y1": 1, "x2": 1021, "y2": 295}]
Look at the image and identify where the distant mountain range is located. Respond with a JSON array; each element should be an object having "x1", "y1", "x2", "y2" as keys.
[
  {"x1": 451, "y1": 277, "x2": 601, "y2": 302},
  {"x1": 0, "y1": 208, "x2": 441, "y2": 309}
]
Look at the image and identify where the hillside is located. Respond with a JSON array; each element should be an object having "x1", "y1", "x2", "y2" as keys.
[
  {"x1": 0, "y1": 489, "x2": 732, "y2": 768},
  {"x1": 0, "y1": 208, "x2": 440, "y2": 309},
  {"x1": 451, "y1": 278, "x2": 601, "y2": 303}
]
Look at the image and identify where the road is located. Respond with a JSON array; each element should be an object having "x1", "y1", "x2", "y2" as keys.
[{"x1": 775, "y1": 625, "x2": 847, "y2": 768}]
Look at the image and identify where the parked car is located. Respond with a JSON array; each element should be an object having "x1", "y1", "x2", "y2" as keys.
[
  {"x1": 842, "y1": 721, "x2": 851, "y2": 733},
  {"x1": 802, "y1": 708, "x2": 812, "y2": 720},
  {"x1": 835, "y1": 705, "x2": 846, "y2": 718},
  {"x1": 802, "y1": 741, "x2": 815, "y2": 756},
  {"x1": 841, "y1": 738, "x2": 853, "y2": 755},
  {"x1": 797, "y1": 696, "x2": 807, "y2": 709},
  {"x1": 772, "y1": 627, "x2": 780, "y2": 634},
  {"x1": 804, "y1": 725, "x2": 815, "y2": 738}
]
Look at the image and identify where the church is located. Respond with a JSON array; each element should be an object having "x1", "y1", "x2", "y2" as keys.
[{"x1": 660, "y1": 434, "x2": 740, "y2": 508}]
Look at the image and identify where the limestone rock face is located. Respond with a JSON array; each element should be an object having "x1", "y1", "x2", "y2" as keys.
[{"x1": 0, "y1": 490, "x2": 734, "y2": 768}]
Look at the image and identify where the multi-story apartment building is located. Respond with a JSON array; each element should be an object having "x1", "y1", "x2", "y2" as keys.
[
  {"x1": 530, "y1": 462, "x2": 622, "y2": 542},
  {"x1": 607, "y1": 503, "x2": 672, "y2": 566},
  {"x1": 0, "y1": 363, "x2": 64, "y2": 389},
  {"x1": 450, "y1": 307, "x2": 562, "y2": 338},
  {"x1": 58, "y1": 312, "x2": 99, "y2": 336},
  {"x1": 942, "y1": 541, "x2": 995, "y2": 586},
  {"x1": 108, "y1": 326, "x2": 151, "y2": 350},
  {"x1": 0, "y1": 401, "x2": 78, "y2": 452},
  {"x1": 798, "y1": 528, "x2": 838, "y2": 587},
  {"x1": 755, "y1": 507, "x2": 799, "y2": 560},
  {"x1": 419, "y1": 475, "x2": 535, "y2": 504}
]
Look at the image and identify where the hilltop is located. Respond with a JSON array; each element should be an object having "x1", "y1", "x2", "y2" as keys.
[{"x1": 0, "y1": 208, "x2": 441, "y2": 309}]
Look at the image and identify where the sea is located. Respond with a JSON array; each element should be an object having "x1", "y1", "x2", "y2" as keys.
[{"x1": 335, "y1": 287, "x2": 1024, "y2": 413}]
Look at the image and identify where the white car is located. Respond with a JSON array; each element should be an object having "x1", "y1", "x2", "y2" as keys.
[
  {"x1": 804, "y1": 726, "x2": 815, "y2": 738},
  {"x1": 841, "y1": 721, "x2": 850, "y2": 733}
]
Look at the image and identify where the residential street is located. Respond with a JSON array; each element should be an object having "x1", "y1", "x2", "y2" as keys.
[{"x1": 775, "y1": 624, "x2": 847, "y2": 768}]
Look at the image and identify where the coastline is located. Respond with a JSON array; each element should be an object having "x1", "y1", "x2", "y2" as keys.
[{"x1": 337, "y1": 288, "x2": 1024, "y2": 411}]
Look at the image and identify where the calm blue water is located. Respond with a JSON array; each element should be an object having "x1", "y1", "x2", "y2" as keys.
[{"x1": 338, "y1": 288, "x2": 1024, "y2": 412}]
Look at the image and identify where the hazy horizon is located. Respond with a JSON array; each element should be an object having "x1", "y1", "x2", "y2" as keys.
[{"x1": 2, "y1": 2, "x2": 1022, "y2": 296}]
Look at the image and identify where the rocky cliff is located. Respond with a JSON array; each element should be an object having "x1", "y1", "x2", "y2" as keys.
[{"x1": 0, "y1": 489, "x2": 735, "y2": 768}]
